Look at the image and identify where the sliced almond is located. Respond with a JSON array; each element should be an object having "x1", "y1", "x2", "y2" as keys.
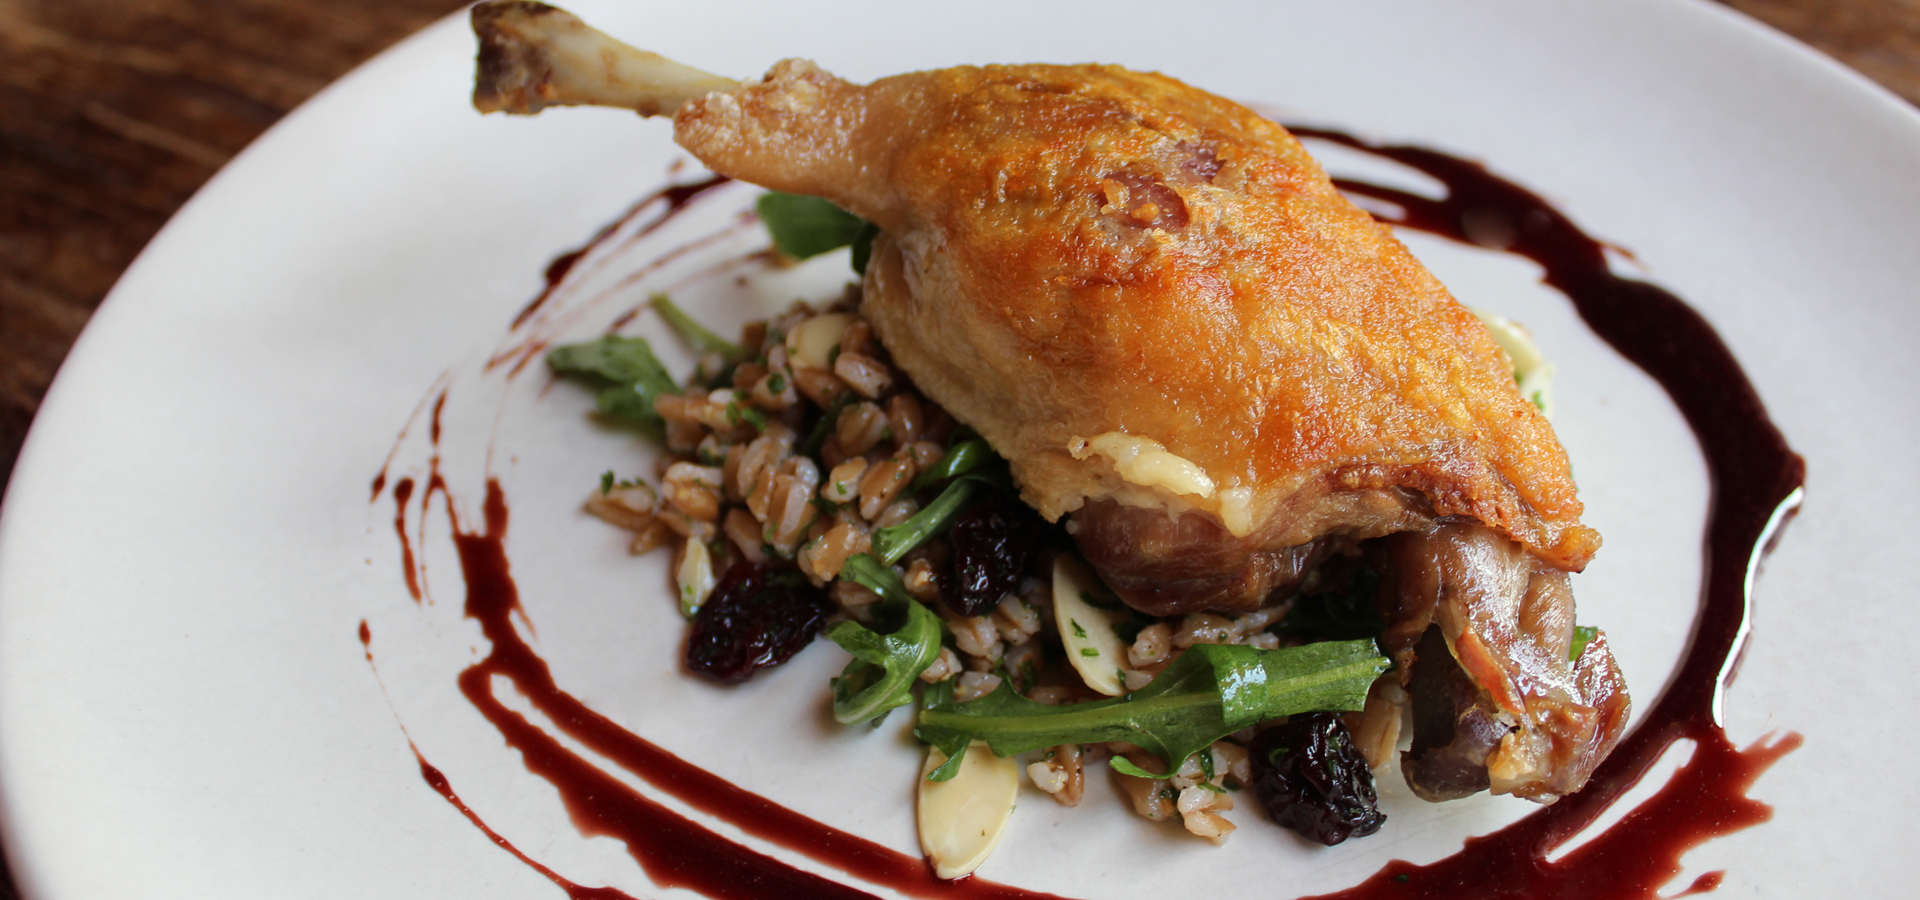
[
  {"x1": 785, "y1": 312, "x2": 857, "y2": 370},
  {"x1": 674, "y1": 538, "x2": 715, "y2": 618},
  {"x1": 917, "y1": 741, "x2": 1018, "y2": 880},
  {"x1": 1053, "y1": 553, "x2": 1130, "y2": 697},
  {"x1": 1471, "y1": 307, "x2": 1555, "y2": 416}
]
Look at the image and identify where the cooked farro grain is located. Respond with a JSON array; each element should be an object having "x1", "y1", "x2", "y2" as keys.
[
  {"x1": 885, "y1": 394, "x2": 924, "y2": 445},
  {"x1": 750, "y1": 348, "x2": 800, "y2": 410},
  {"x1": 834, "y1": 401, "x2": 889, "y2": 457},
  {"x1": 1172, "y1": 613, "x2": 1236, "y2": 648},
  {"x1": 954, "y1": 670, "x2": 1002, "y2": 703},
  {"x1": 856, "y1": 451, "x2": 916, "y2": 521},
  {"x1": 829, "y1": 577, "x2": 882, "y2": 622},
  {"x1": 1027, "y1": 744, "x2": 1085, "y2": 807},
  {"x1": 1177, "y1": 789, "x2": 1236, "y2": 842},
  {"x1": 731, "y1": 361, "x2": 769, "y2": 395},
  {"x1": 821, "y1": 458, "x2": 867, "y2": 505},
  {"x1": 790, "y1": 365, "x2": 849, "y2": 408},
  {"x1": 764, "y1": 457, "x2": 823, "y2": 555},
  {"x1": 628, "y1": 519, "x2": 675, "y2": 555},
  {"x1": 991, "y1": 595, "x2": 1042, "y2": 646},
  {"x1": 902, "y1": 557, "x2": 941, "y2": 602},
  {"x1": 1240, "y1": 632, "x2": 1281, "y2": 650},
  {"x1": 724, "y1": 508, "x2": 768, "y2": 564},
  {"x1": 1114, "y1": 752, "x2": 1175, "y2": 822},
  {"x1": 797, "y1": 515, "x2": 871, "y2": 584},
  {"x1": 833, "y1": 351, "x2": 893, "y2": 399},
  {"x1": 839, "y1": 319, "x2": 874, "y2": 356},
  {"x1": 1026, "y1": 685, "x2": 1076, "y2": 706},
  {"x1": 1233, "y1": 603, "x2": 1290, "y2": 635},
  {"x1": 1127, "y1": 622, "x2": 1174, "y2": 668},
  {"x1": 905, "y1": 439, "x2": 945, "y2": 471},
  {"x1": 654, "y1": 507, "x2": 717, "y2": 544},
  {"x1": 662, "y1": 462, "x2": 725, "y2": 522},
  {"x1": 947, "y1": 612, "x2": 1001, "y2": 662},
  {"x1": 873, "y1": 497, "x2": 920, "y2": 529},
  {"x1": 1214, "y1": 740, "x2": 1252, "y2": 786},
  {"x1": 919, "y1": 646, "x2": 961, "y2": 684},
  {"x1": 585, "y1": 484, "x2": 658, "y2": 532}
]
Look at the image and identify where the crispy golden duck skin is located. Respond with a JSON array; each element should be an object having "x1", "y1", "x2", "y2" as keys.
[{"x1": 470, "y1": 0, "x2": 1628, "y2": 804}]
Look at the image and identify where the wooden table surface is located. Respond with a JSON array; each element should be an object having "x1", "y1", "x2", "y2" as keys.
[{"x1": 0, "y1": 0, "x2": 1916, "y2": 896}]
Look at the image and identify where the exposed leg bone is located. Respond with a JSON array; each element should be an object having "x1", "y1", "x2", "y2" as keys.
[
  {"x1": 471, "y1": 0, "x2": 740, "y2": 117},
  {"x1": 1379, "y1": 523, "x2": 1629, "y2": 803}
]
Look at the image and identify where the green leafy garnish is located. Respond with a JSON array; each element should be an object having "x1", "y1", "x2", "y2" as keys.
[
  {"x1": 598, "y1": 470, "x2": 647, "y2": 495},
  {"x1": 850, "y1": 220, "x2": 881, "y2": 275},
  {"x1": 916, "y1": 640, "x2": 1388, "y2": 781},
  {"x1": 757, "y1": 192, "x2": 868, "y2": 261},
  {"x1": 824, "y1": 554, "x2": 943, "y2": 725},
  {"x1": 910, "y1": 439, "x2": 993, "y2": 491},
  {"x1": 870, "y1": 468, "x2": 1010, "y2": 565},
  {"x1": 1280, "y1": 565, "x2": 1385, "y2": 642},
  {"x1": 548, "y1": 335, "x2": 677, "y2": 388},
  {"x1": 725, "y1": 401, "x2": 768, "y2": 431},
  {"x1": 1569, "y1": 625, "x2": 1599, "y2": 661},
  {"x1": 547, "y1": 336, "x2": 679, "y2": 439},
  {"x1": 801, "y1": 392, "x2": 855, "y2": 458},
  {"x1": 651, "y1": 293, "x2": 743, "y2": 360},
  {"x1": 1109, "y1": 756, "x2": 1168, "y2": 779}
]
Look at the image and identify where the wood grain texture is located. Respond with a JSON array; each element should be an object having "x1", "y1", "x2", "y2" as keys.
[
  {"x1": 0, "y1": 0, "x2": 1913, "y2": 896},
  {"x1": 1722, "y1": 0, "x2": 1920, "y2": 104},
  {"x1": 0, "y1": 0, "x2": 469, "y2": 485}
]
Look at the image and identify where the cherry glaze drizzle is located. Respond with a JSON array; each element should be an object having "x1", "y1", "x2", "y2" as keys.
[
  {"x1": 391, "y1": 477, "x2": 419, "y2": 602},
  {"x1": 1288, "y1": 128, "x2": 1806, "y2": 898},
  {"x1": 384, "y1": 125, "x2": 1806, "y2": 898},
  {"x1": 487, "y1": 174, "x2": 732, "y2": 377}
]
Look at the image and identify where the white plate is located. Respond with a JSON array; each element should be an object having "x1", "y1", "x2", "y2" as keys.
[{"x1": 4, "y1": 1, "x2": 1919, "y2": 897}]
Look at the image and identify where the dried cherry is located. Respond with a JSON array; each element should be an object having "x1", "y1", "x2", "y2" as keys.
[
  {"x1": 944, "y1": 496, "x2": 1047, "y2": 617},
  {"x1": 1251, "y1": 712, "x2": 1386, "y2": 846},
  {"x1": 685, "y1": 561, "x2": 831, "y2": 684}
]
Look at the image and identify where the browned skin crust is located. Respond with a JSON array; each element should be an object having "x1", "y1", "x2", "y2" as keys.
[{"x1": 674, "y1": 61, "x2": 1599, "y2": 614}]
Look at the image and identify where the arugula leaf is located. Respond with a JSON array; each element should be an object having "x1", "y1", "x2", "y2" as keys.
[
  {"x1": 757, "y1": 192, "x2": 868, "y2": 261},
  {"x1": 1569, "y1": 625, "x2": 1598, "y2": 661},
  {"x1": 850, "y1": 220, "x2": 881, "y2": 275},
  {"x1": 910, "y1": 439, "x2": 993, "y2": 491},
  {"x1": 724, "y1": 401, "x2": 768, "y2": 432},
  {"x1": 824, "y1": 554, "x2": 943, "y2": 725},
  {"x1": 915, "y1": 640, "x2": 1387, "y2": 782},
  {"x1": 651, "y1": 293, "x2": 743, "y2": 360},
  {"x1": 871, "y1": 478, "x2": 981, "y2": 566},
  {"x1": 800, "y1": 391, "x2": 855, "y2": 458},
  {"x1": 868, "y1": 462, "x2": 1015, "y2": 566},
  {"x1": 1280, "y1": 565, "x2": 1385, "y2": 642},
  {"x1": 547, "y1": 336, "x2": 679, "y2": 439},
  {"x1": 547, "y1": 335, "x2": 676, "y2": 391}
]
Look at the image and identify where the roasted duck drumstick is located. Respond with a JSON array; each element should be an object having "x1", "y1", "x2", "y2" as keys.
[{"x1": 471, "y1": 0, "x2": 1628, "y2": 805}]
